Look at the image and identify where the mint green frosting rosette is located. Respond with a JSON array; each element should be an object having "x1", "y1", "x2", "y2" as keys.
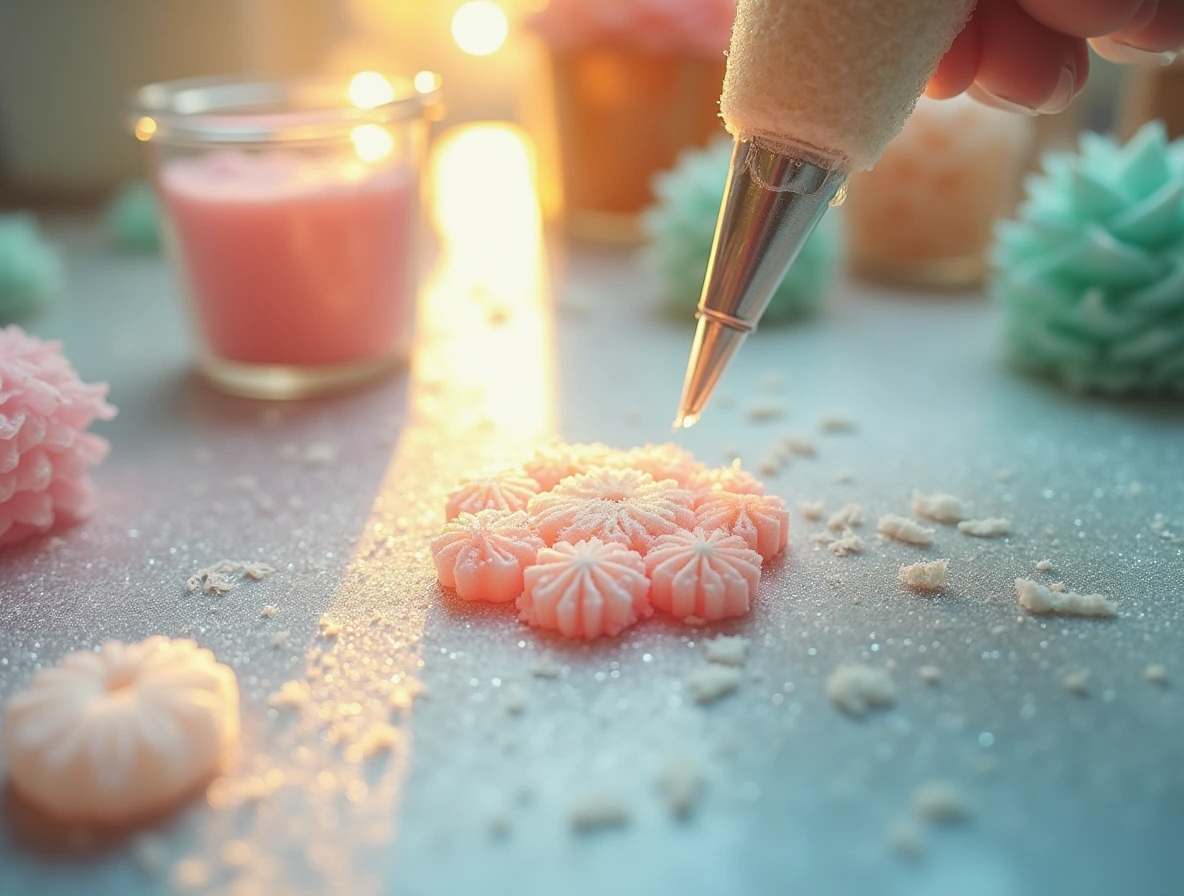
[
  {"x1": 643, "y1": 138, "x2": 838, "y2": 323},
  {"x1": 0, "y1": 212, "x2": 62, "y2": 323},
  {"x1": 105, "y1": 180, "x2": 161, "y2": 252},
  {"x1": 991, "y1": 121, "x2": 1184, "y2": 395}
]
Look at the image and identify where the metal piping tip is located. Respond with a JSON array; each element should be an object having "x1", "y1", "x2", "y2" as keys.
[{"x1": 675, "y1": 138, "x2": 847, "y2": 425}]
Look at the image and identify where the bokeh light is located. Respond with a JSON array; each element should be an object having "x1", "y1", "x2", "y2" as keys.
[{"x1": 450, "y1": 2, "x2": 508, "y2": 56}]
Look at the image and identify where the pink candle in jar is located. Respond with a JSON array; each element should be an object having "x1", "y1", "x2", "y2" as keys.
[{"x1": 160, "y1": 150, "x2": 416, "y2": 368}]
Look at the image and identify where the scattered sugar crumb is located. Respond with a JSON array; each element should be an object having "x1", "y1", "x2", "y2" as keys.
[
  {"x1": 745, "y1": 398, "x2": 787, "y2": 422},
  {"x1": 811, "y1": 531, "x2": 835, "y2": 545},
  {"x1": 260, "y1": 605, "x2": 276, "y2": 619},
  {"x1": 1129, "y1": 481, "x2": 1144, "y2": 496},
  {"x1": 357, "y1": 722, "x2": 403, "y2": 757},
  {"x1": 685, "y1": 665, "x2": 742, "y2": 704},
  {"x1": 799, "y1": 501, "x2": 823, "y2": 521},
  {"x1": 958, "y1": 517, "x2": 1011, "y2": 538},
  {"x1": 827, "y1": 502, "x2": 863, "y2": 531},
  {"x1": 819, "y1": 414, "x2": 854, "y2": 433},
  {"x1": 370, "y1": 612, "x2": 384, "y2": 625},
  {"x1": 911, "y1": 781, "x2": 968, "y2": 823},
  {"x1": 919, "y1": 665, "x2": 941, "y2": 684},
  {"x1": 502, "y1": 683, "x2": 528, "y2": 714},
  {"x1": 302, "y1": 442, "x2": 338, "y2": 467},
  {"x1": 131, "y1": 834, "x2": 169, "y2": 876},
  {"x1": 1035, "y1": 559, "x2": 1054, "y2": 573},
  {"x1": 268, "y1": 680, "x2": 310, "y2": 708},
  {"x1": 1061, "y1": 669, "x2": 1090, "y2": 696},
  {"x1": 272, "y1": 631, "x2": 290, "y2": 648},
  {"x1": 488, "y1": 810, "x2": 511, "y2": 838},
  {"x1": 878, "y1": 515, "x2": 936, "y2": 547},
  {"x1": 704, "y1": 635, "x2": 751, "y2": 666},
  {"x1": 911, "y1": 491, "x2": 970, "y2": 524},
  {"x1": 241, "y1": 562, "x2": 276, "y2": 580},
  {"x1": 569, "y1": 790, "x2": 631, "y2": 832},
  {"x1": 722, "y1": 445, "x2": 740, "y2": 462},
  {"x1": 828, "y1": 529, "x2": 865, "y2": 556},
  {"x1": 898, "y1": 559, "x2": 949, "y2": 593},
  {"x1": 531, "y1": 653, "x2": 563, "y2": 678},
  {"x1": 886, "y1": 817, "x2": 924, "y2": 859},
  {"x1": 42, "y1": 535, "x2": 65, "y2": 553},
  {"x1": 826, "y1": 664, "x2": 895, "y2": 717},
  {"x1": 1015, "y1": 578, "x2": 1116, "y2": 617},
  {"x1": 318, "y1": 615, "x2": 342, "y2": 637},
  {"x1": 990, "y1": 624, "x2": 1008, "y2": 636},
  {"x1": 1144, "y1": 664, "x2": 1168, "y2": 685},
  {"x1": 995, "y1": 468, "x2": 1015, "y2": 483},
  {"x1": 781, "y1": 434, "x2": 816, "y2": 456},
  {"x1": 757, "y1": 453, "x2": 783, "y2": 476},
  {"x1": 657, "y1": 756, "x2": 704, "y2": 819},
  {"x1": 757, "y1": 370, "x2": 784, "y2": 392},
  {"x1": 389, "y1": 679, "x2": 429, "y2": 710},
  {"x1": 834, "y1": 469, "x2": 855, "y2": 483}
]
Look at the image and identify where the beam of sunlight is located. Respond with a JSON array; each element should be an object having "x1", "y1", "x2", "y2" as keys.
[{"x1": 185, "y1": 122, "x2": 554, "y2": 892}]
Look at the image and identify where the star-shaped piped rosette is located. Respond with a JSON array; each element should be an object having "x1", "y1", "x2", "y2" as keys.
[
  {"x1": 445, "y1": 471, "x2": 539, "y2": 521},
  {"x1": 527, "y1": 467, "x2": 695, "y2": 554},
  {"x1": 0, "y1": 637, "x2": 239, "y2": 824},
  {"x1": 686, "y1": 460, "x2": 765, "y2": 508},
  {"x1": 621, "y1": 442, "x2": 706, "y2": 487},
  {"x1": 522, "y1": 442, "x2": 626, "y2": 492},
  {"x1": 645, "y1": 528, "x2": 763, "y2": 621},
  {"x1": 695, "y1": 492, "x2": 789, "y2": 562},
  {"x1": 431, "y1": 509, "x2": 545, "y2": 602},
  {"x1": 518, "y1": 538, "x2": 651, "y2": 639}
]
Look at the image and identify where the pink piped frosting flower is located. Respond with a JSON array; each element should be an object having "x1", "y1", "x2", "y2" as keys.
[
  {"x1": 522, "y1": 441, "x2": 626, "y2": 492},
  {"x1": 695, "y1": 492, "x2": 789, "y2": 562},
  {"x1": 431, "y1": 510, "x2": 546, "y2": 603},
  {"x1": 445, "y1": 471, "x2": 539, "y2": 521},
  {"x1": 645, "y1": 528, "x2": 762, "y2": 621},
  {"x1": 0, "y1": 326, "x2": 116, "y2": 548},
  {"x1": 518, "y1": 538, "x2": 651, "y2": 639},
  {"x1": 687, "y1": 460, "x2": 765, "y2": 508},
  {"x1": 622, "y1": 442, "x2": 706, "y2": 488},
  {"x1": 527, "y1": 466, "x2": 695, "y2": 554},
  {"x1": 528, "y1": 0, "x2": 737, "y2": 58}
]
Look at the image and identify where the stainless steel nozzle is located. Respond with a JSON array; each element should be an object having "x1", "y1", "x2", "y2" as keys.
[{"x1": 674, "y1": 139, "x2": 847, "y2": 429}]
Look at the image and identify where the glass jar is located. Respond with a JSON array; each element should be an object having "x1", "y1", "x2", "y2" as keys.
[{"x1": 127, "y1": 72, "x2": 442, "y2": 398}]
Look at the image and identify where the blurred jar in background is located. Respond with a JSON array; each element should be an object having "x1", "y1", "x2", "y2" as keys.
[
  {"x1": 843, "y1": 94, "x2": 1034, "y2": 290},
  {"x1": 527, "y1": 0, "x2": 734, "y2": 243},
  {"x1": 0, "y1": 0, "x2": 331, "y2": 200},
  {"x1": 129, "y1": 72, "x2": 440, "y2": 399}
]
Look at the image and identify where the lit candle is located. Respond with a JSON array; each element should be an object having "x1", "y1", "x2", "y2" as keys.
[
  {"x1": 130, "y1": 72, "x2": 441, "y2": 398},
  {"x1": 843, "y1": 94, "x2": 1032, "y2": 289}
]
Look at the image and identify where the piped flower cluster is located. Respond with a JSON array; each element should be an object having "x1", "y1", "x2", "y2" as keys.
[{"x1": 431, "y1": 443, "x2": 789, "y2": 639}]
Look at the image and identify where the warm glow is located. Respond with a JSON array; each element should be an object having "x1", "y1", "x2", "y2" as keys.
[
  {"x1": 451, "y1": 1, "x2": 508, "y2": 56},
  {"x1": 134, "y1": 116, "x2": 157, "y2": 141},
  {"x1": 413, "y1": 70, "x2": 439, "y2": 94},
  {"x1": 350, "y1": 124, "x2": 394, "y2": 162},
  {"x1": 348, "y1": 71, "x2": 396, "y2": 109}
]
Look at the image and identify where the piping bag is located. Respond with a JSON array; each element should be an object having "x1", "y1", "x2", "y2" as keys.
[{"x1": 675, "y1": 0, "x2": 977, "y2": 429}]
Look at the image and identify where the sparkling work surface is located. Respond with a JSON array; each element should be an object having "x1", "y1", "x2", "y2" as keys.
[{"x1": 2, "y1": 133, "x2": 1183, "y2": 896}]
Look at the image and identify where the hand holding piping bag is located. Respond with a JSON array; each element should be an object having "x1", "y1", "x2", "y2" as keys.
[{"x1": 931, "y1": 0, "x2": 1184, "y2": 114}]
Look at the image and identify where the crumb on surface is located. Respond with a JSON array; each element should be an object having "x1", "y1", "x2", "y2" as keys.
[
  {"x1": 825, "y1": 664, "x2": 895, "y2": 717},
  {"x1": 819, "y1": 414, "x2": 854, "y2": 433},
  {"x1": 828, "y1": 529, "x2": 865, "y2": 556},
  {"x1": 1035, "y1": 559, "x2": 1054, "y2": 572},
  {"x1": 911, "y1": 491, "x2": 970, "y2": 525},
  {"x1": 1144, "y1": 664, "x2": 1168, "y2": 685},
  {"x1": 827, "y1": 502, "x2": 863, "y2": 531},
  {"x1": 531, "y1": 653, "x2": 563, "y2": 678},
  {"x1": 958, "y1": 518, "x2": 1011, "y2": 538},
  {"x1": 886, "y1": 817, "x2": 924, "y2": 859},
  {"x1": 685, "y1": 665, "x2": 742, "y2": 704},
  {"x1": 757, "y1": 370, "x2": 784, "y2": 392},
  {"x1": 919, "y1": 665, "x2": 941, "y2": 684},
  {"x1": 268, "y1": 680, "x2": 309, "y2": 708},
  {"x1": 745, "y1": 398, "x2": 788, "y2": 422},
  {"x1": 502, "y1": 683, "x2": 528, "y2": 714},
  {"x1": 781, "y1": 434, "x2": 816, "y2": 456},
  {"x1": 1015, "y1": 578, "x2": 1115, "y2": 618},
  {"x1": 898, "y1": 559, "x2": 949, "y2": 593},
  {"x1": 1061, "y1": 669, "x2": 1090, "y2": 696},
  {"x1": 260, "y1": 605, "x2": 276, "y2": 618},
  {"x1": 302, "y1": 442, "x2": 338, "y2": 467},
  {"x1": 799, "y1": 501, "x2": 823, "y2": 521},
  {"x1": 878, "y1": 515, "x2": 936, "y2": 547},
  {"x1": 911, "y1": 780, "x2": 968, "y2": 823},
  {"x1": 357, "y1": 722, "x2": 403, "y2": 757},
  {"x1": 318, "y1": 615, "x2": 342, "y2": 637},
  {"x1": 488, "y1": 810, "x2": 512, "y2": 838},
  {"x1": 704, "y1": 635, "x2": 751, "y2": 667},
  {"x1": 834, "y1": 469, "x2": 855, "y2": 483},
  {"x1": 658, "y1": 756, "x2": 704, "y2": 819},
  {"x1": 569, "y1": 790, "x2": 631, "y2": 832},
  {"x1": 272, "y1": 631, "x2": 290, "y2": 648}
]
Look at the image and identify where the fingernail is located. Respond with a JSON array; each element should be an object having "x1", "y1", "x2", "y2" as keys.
[
  {"x1": 1089, "y1": 36, "x2": 1177, "y2": 66},
  {"x1": 1037, "y1": 66, "x2": 1075, "y2": 114},
  {"x1": 966, "y1": 84, "x2": 1038, "y2": 116}
]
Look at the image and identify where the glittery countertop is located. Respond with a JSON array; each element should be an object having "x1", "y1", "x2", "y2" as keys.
[{"x1": 1, "y1": 127, "x2": 1182, "y2": 896}]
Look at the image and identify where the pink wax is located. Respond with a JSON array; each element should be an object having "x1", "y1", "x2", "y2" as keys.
[{"x1": 159, "y1": 150, "x2": 416, "y2": 367}]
